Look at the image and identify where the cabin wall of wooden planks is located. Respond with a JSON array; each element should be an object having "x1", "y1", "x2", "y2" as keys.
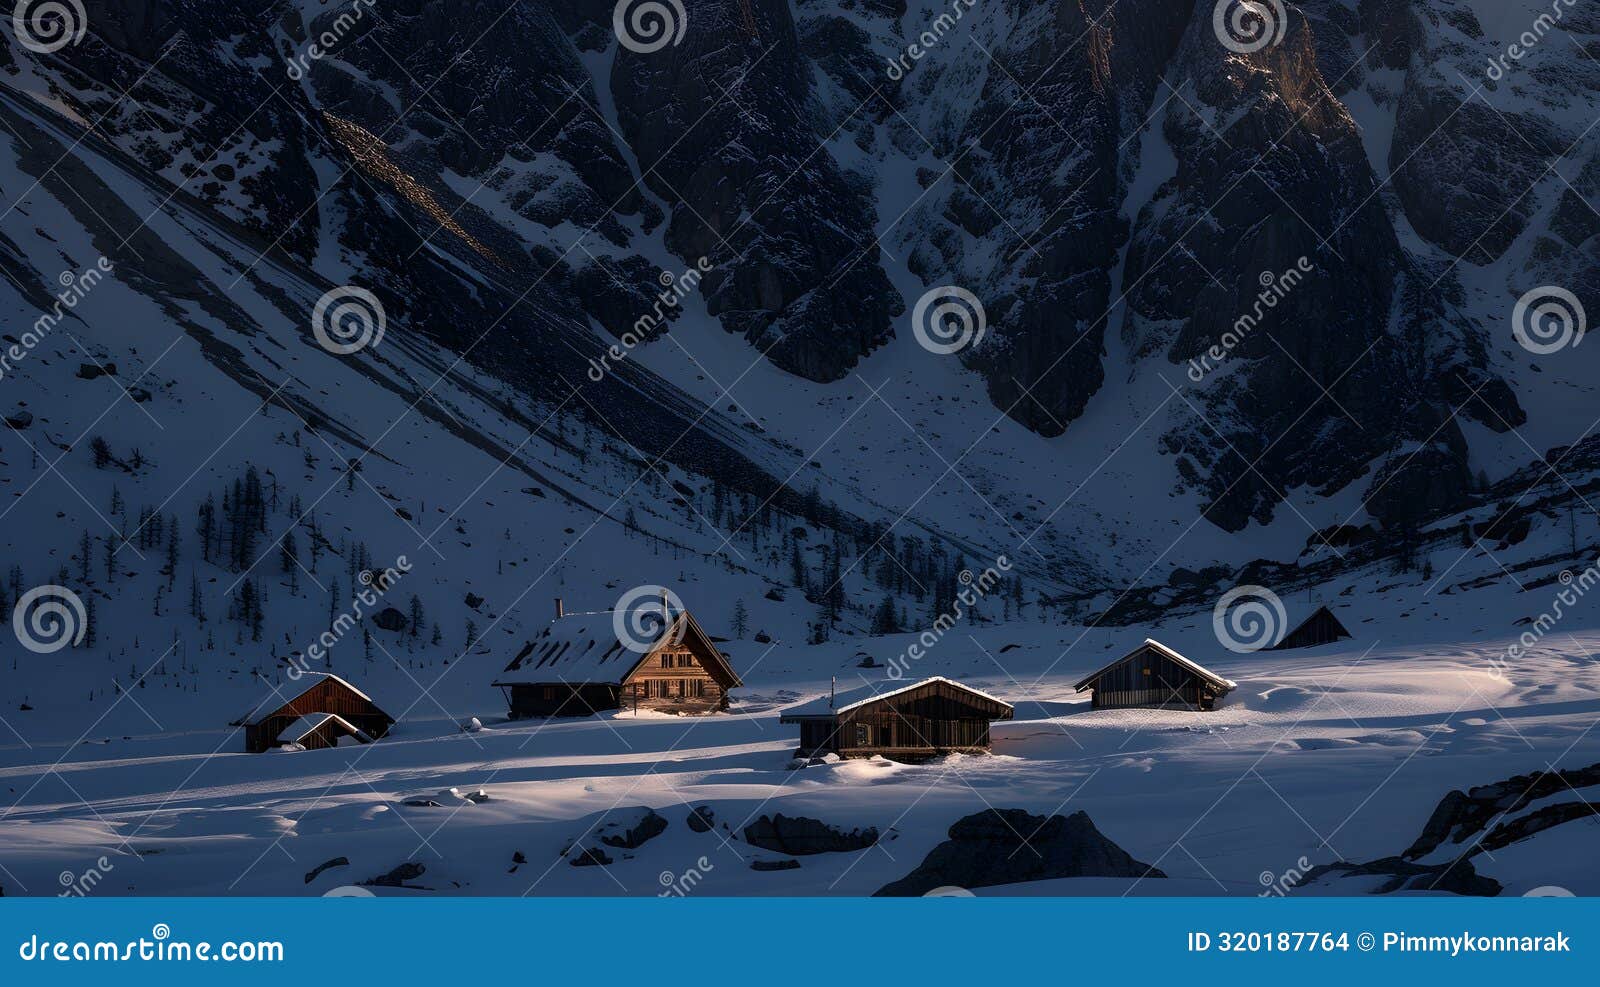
[
  {"x1": 242, "y1": 678, "x2": 391, "y2": 753},
  {"x1": 505, "y1": 683, "x2": 621, "y2": 718},
  {"x1": 790, "y1": 680, "x2": 1009, "y2": 761},
  {"x1": 1086, "y1": 647, "x2": 1220, "y2": 710},
  {"x1": 621, "y1": 645, "x2": 728, "y2": 714}
]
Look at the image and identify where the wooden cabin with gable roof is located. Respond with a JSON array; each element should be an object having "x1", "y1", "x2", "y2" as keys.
[
  {"x1": 231, "y1": 672, "x2": 395, "y2": 753},
  {"x1": 493, "y1": 598, "x2": 742, "y2": 718},
  {"x1": 779, "y1": 676, "x2": 1013, "y2": 761},
  {"x1": 1074, "y1": 639, "x2": 1236, "y2": 711}
]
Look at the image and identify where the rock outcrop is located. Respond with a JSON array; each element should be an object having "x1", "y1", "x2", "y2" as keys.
[{"x1": 874, "y1": 808, "x2": 1163, "y2": 896}]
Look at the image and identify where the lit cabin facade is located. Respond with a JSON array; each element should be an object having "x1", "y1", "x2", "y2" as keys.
[
  {"x1": 779, "y1": 677, "x2": 1013, "y2": 761},
  {"x1": 493, "y1": 602, "x2": 742, "y2": 718},
  {"x1": 232, "y1": 673, "x2": 394, "y2": 753},
  {"x1": 1074, "y1": 639, "x2": 1236, "y2": 711}
]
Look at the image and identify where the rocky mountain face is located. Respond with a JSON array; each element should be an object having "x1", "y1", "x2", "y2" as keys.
[{"x1": 6, "y1": 0, "x2": 1596, "y2": 553}]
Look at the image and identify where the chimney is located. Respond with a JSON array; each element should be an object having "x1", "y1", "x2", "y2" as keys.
[
  {"x1": 830, "y1": 676, "x2": 836, "y2": 708},
  {"x1": 554, "y1": 597, "x2": 564, "y2": 619},
  {"x1": 661, "y1": 588, "x2": 671, "y2": 617}
]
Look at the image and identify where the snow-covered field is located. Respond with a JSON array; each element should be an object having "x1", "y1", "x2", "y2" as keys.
[{"x1": 3, "y1": 572, "x2": 1597, "y2": 898}]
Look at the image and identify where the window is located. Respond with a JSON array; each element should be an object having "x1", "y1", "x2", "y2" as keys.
[
  {"x1": 855, "y1": 723, "x2": 870, "y2": 746},
  {"x1": 677, "y1": 680, "x2": 685, "y2": 698}
]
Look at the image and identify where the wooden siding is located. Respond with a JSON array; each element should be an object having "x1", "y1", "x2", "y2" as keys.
[
  {"x1": 242, "y1": 678, "x2": 392, "y2": 753},
  {"x1": 1272, "y1": 607, "x2": 1352, "y2": 650},
  {"x1": 505, "y1": 683, "x2": 621, "y2": 718},
  {"x1": 504, "y1": 639, "x2": 731, "y2": 717},
  {"x1": 620, "y1": 644, "x2": 727, "y2": 714},
  {"x1": 292, "y1": 718, "x2": 369, "y2": 751},
  {"x1": 1085, "y1": 646, "x2": 1223, "y2": 711},
  {"x1": 791, "y1": 680, "x2": 1008, "y2": 761}
]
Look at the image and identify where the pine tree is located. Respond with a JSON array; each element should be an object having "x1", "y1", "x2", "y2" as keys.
[
  {"x1": 197, "y1": 495, "x2": 216, "y2": 564},
  {"x1": 78, "y1": 529, "x2": 92, "y2": 583},
  {"x1": 731, "y1": 599, "x2": 749, "y2": 638},
  {"x1": 408, "y1": 595, "x2": 425, "y2": 638},
  {"x1": 163, "y1": 517, "x2": 181, "y2": 591},
  {"x1": 872, "y1": 593, "x2": 899, "y2": 635},
  {"x1": 82, "y1": 595, "x2": 97, "y2": 648},
  {"x1": 189, "y1": 573, "x2": 206, "y2": 624}
]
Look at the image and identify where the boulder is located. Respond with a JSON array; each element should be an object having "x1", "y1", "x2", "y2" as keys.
[
  {"x1": 569, "y1": 847, "x2": 613, "y2": 867},
  {"x1": 372, "y1": 607, "x2": 407, "y2": 632},
  {"x1": 597, "y1": 807, "x2": 668, "y2": 849},
  {"x1": 751, "y1": 858, "x2": 800, "y2": 872},
  {"x1": 361, "y1": 861, "x2": 426, "y2": 887},
  {"x1": 304, "y1": 856, "x2": 349, "y2": 884},
  {"x1": 686, "y1": 805, "x2": 716, "y2": 833},
  {"x1": 874, "y1": 809, "x2": 1163, "y2": 896},
  {"x1": 743, "y1": 813, "x2": 877, "y2": 855},
  {"x1": 3, "y1": 410, "x2": 32, "y2": 429},
  {"x1": 1299, "y1": 856, "x2": 1500, "y2": 897}
]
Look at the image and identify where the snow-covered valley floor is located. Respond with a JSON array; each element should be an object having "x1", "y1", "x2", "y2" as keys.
[{"x1": 3, "y1": 586, "x2": 1597, "y2": 898}]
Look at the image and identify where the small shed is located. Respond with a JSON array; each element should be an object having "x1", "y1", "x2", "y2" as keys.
[
  {"x1": 779, "y1": 676, "x2": 1013, "y2": 761},
  {"x1": 492, "y1": 599, "x2": 742, "y2": 717},
  {"x1": 1270, "y1": 605, "x2": 1352, "y2": 650},
  {"x1": 233, "y1": 673, "x2": 395, "y2": 753},
  {"x1": 1074, "y1": 639, "x2": 1236, "y2": 711},
  {"x1": 276, "y1": 713, "x2": 372, "y2": 751}
]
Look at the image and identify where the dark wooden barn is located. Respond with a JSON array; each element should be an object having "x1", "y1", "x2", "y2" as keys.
[
  {"x1": 232, "y1": 673, "x2": 395, "y2": 753},
  {"x1": 779, "y1": 676, "x2": 1013, "y2": 761},
  {"x1": 1074, "y1": 639, "x2": 1236, "y2": 711},
  {"x1": 492, "y1": 598, "x2": 742, "y2": 718},
  {"x1": 275, "y1": 712, "x2": 372, "y2": 751},
  {"x1": 1270, "y1": 605, "x2": 1352, "y2": 650}
]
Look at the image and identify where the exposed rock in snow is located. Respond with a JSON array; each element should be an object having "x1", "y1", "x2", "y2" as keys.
[
  {"x1": 596, "y1": 807, "x2": 669, "y2": 850},
  {"x1": 304, "y1": 856, "x2": 349, "y2": 884},
  {"x1": 744, "y1": 813, "x2": 879, "y2": 855},
  {"x1": 874, "y1": 808, "x2": 1164, "y2": 896}
]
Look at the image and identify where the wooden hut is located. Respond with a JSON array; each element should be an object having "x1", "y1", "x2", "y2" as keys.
[
  {"x1": 1074, "y1": 639, "x2": 1235, "y2": 711},
  {"x1": 232, "y1": 673, "x2": 395, "y2": 753},
  {"x1": 274, "y1": 713, "x2": 372, "y2": 751},
  {"x1": 1270, "y1": 605, "x2": 1352, "y2": 650},
  {"x1": 779, "y1": 676, "x2": 1013, "y2": 761},
  {"x1": 492, "y1": 599, "x2": 741, "y2": 718}
]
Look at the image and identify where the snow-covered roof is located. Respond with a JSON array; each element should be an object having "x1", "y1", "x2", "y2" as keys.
[
  {"x1": 232, "y1": 672, "x2": 387, "y2": 726},
  {"x1": 1073, "y1": 639, "x2": 1237, "y2": 693},
  {"x1": 275, "y1": 712, "x2": 368, "y2": 745},
  {"x1": 493, "y1": 605, "x2": 741, "y2": 687},
  {"x1": 780, "y1": 676, "x2": 1013, "y2": 721}
]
